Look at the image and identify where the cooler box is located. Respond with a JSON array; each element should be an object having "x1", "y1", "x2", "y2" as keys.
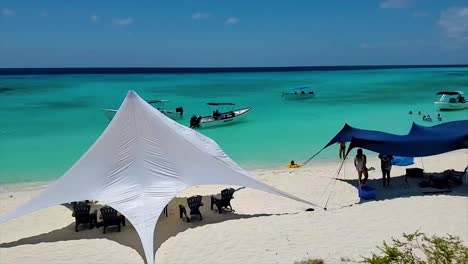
[
  {"x1": 406, "y1": 168, "x2": 424, "y2": 178},
  {"x1": 358, "y1": 186, "x2": 376, "y2": 200}
]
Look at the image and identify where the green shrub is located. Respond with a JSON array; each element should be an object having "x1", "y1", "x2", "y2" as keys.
[
  {"x1": 362, "y1": 231, "x2": 468, "y2": 264},
  {"x1": 294, "y1": 258, "x2": 325, "y2": 264}
]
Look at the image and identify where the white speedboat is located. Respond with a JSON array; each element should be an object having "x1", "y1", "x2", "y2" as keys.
[
  {"x1": 147, "y1": 100, "x2": 184, "y2": 120},
  {"x1": 103, "y1": 99, "x2": 184, "y2": 120},
  {"x1": 190, "y1": 103, "x2": 251, "y2": 128},
  {"x1": 434, "y1": 91, "x2": 467, "y2": 111},
  {"x1": 282, "y1": 86, "x2": 315, "y2": 100}
]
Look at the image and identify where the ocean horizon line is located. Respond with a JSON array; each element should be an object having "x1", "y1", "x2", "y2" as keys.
[{"x1": 1, "y1": 64, "x2": 468, "y2": 75}]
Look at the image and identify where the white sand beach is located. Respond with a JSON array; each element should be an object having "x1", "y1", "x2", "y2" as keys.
[{"x1": 0, "y1": 150, "x2": 467, "y2": 264}]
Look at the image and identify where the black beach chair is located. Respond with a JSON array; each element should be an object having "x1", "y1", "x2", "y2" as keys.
[
  {"x1": 179, "y1": 195, "x2": 203, "y2": 222},
  {"x1": 211, "y1": 188, "x2": 235, "y2": 213},
  {"x1": 72, "y1": 204, "x2": 97, "y2": 232},
  {"x1": 100, "y1": 206, "x2": 125, "y2": 234}
]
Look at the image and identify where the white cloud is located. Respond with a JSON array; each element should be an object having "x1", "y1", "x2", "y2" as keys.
[
  {"x1": 40, "y1": 9, "x2": 48, "y2": 17},
  {"x1": 90, "y1": 14, "x2": 100, "y2": 22},
  {"x1": 1, "y1": 8, "x2": 15, "y2": 16},
  {"x1": 225, "y1": 17, "x2": 239, "y2": 25},
  {"x1": 192, "y1": 12, "x2": 209, "y2": 20},
  {"x1": 113, "y1": 17, "x2": 133, "y2": 26},
  {"x1": 438, "y1": 7, "x2": 468, "y2": 42},
  {"x1": 380, "y1": 0, "x2": 409, "y2": 9}
]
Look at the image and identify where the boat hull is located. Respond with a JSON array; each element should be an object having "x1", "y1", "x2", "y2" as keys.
[
  {"x1": 161, "y1": 110, "x2": 184, "y2": 120},
  {"x1": 434, "y1": 102, "x2": 468, "y2": 111},
  {"x1": 199, "y1": 107, "x2": 251, "y2": 128},
  {"x1": 103, "y1": 108, "x2": 183, "y2": 120},
  {"x1": 282, "y1": 93, "x2": 315, "y2": 100}
]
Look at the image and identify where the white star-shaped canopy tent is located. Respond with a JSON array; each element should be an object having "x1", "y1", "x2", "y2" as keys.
[{"x1": 0, "y1": 91, "x2": 315, "y2": 264}]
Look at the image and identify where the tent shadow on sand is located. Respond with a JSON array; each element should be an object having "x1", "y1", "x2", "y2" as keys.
[
  {"x1": 0, "y1": 194, "x2": 299, "y2": 264},
  {"x1": 338, "y1": 172, "x2": 468, "y2": 204}
]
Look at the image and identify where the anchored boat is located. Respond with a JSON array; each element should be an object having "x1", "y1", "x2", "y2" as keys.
[
  {"x1": 190, "y1": 103, "x2": 251, "y2": 128},
  {"x1": 434, "y1": 91, "x2": 467, "y2": 111},
  {"x1": 104, "y1": 99, "x2": 184, "y2": 120}
]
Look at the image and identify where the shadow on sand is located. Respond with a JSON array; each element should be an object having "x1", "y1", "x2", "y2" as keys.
[
  {"x1": 339, "y1": 172, "x2": 468, "y2": 204},
  {"x1": 0, "y1": 194, "x2": 301, "y2": 263}
]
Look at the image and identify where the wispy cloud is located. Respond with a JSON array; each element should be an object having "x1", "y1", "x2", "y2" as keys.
[
  {"x1": 225, "y1": 17, "x2": 239, "y2": 25},
  {"x1": 192, "y1": 12, "x2": 209, "y2": 20},
  {"x1": 113, "y1": 17, "x2": 133, "y2": 26},
  {"x1": 1, "y1": 8, "x2": 15, "y2": 16},
  {"x1": 380, "y1": 0, "x2": 410, "y2": 9},
  {"x1": 90, "y1": 14, "x2": 100, "y2": 22},
  {"x1": 438, "y1": 7, "x2": 468, "y2": 43},
  {"x1": 40, "y1": 9, "x2": 48, "y2": 17}
]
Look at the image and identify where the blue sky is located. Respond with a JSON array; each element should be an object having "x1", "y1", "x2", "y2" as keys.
[{"x1": 1, "y1": 0, "x2": 467, "y2": 67}]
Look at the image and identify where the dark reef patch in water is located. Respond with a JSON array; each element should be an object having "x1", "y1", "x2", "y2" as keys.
[
  {"x1": 444, "y1": 72, "x2": 468, "y2": 77},
  {"x1": 0, "y1": 87, "x2": 15, "y2": 94},
  {"x1": 27, "y1": 97, "x2": 95, "y2": 110}
]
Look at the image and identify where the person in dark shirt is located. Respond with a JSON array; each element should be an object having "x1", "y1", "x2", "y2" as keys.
[
  {"x1": 378, "y1": 154, "x2": 394, "y2": 187},
  {"x1": 338, "y1": 142, "x2": 346, "y2": 159}
]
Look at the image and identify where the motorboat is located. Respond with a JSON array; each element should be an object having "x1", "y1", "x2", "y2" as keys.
[
  {"x1": 190, "y1": 103, "x2": 251, "y2": 128},
  {"x1": 147, "y1": 100, "x2": 184, "y2": 120},
  {"x1": 103, "y1": 99, "x2": 184, "y2": 120},
  {"x1": 282, "y1": 86, "x2": 315, "y2": 100},
  {"x1": 434, "y1": 91, "x2": 467, "y2": 111}
]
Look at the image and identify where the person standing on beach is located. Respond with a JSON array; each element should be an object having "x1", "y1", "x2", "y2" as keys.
[
  {"x1": 354, "y1": 149, "x2": 368, "y2": 185},
  {"x1": 378, "y1": 154, "x2": 393, "y2": 187},
  {"x1": 338, "y1": 142, "x2": 346, "y2": 159}
]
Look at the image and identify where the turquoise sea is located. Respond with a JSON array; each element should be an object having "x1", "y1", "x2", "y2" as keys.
[{"x1": 1, "y1": 67, "x2": 467, "y2": 184}]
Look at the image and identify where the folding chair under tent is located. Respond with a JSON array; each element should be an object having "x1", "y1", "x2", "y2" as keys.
[{"x1": 0, "y1": 90, "x2": 315, "y2": 264}]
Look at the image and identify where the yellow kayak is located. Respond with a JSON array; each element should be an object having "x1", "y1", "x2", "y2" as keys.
[{"x1": 287, "y1": 164, "x2": 301, "y2": 168}]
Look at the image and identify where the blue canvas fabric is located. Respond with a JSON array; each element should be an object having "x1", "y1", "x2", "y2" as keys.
[
  {"x1": 392, "y1": 156, "x2": 414, "y2": 166},
  {"x1": 324, "y1": 123, "x2": 405, "y2": 148},
  {"x1": 324, "y1": 121, "x2": 468, "y2": 158}
]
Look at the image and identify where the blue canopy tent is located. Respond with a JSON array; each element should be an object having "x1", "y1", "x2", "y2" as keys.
[
  {"x1": 305, "y1": 120, "x2": 467, "y2": 209},
  {"x1": 324, "y1": 123, "x2": 407, "y2": 149},
  {"x1": 303, "y1": 120, "x2": 468, "y2": 166},
  {"x1": 345, "y1": 120, "x2": 468, "y2": 157}
]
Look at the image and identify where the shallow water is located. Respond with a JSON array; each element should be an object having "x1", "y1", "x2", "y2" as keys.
[{"x1": 0, "y1": 67, "x2": 467, "y2": 183}]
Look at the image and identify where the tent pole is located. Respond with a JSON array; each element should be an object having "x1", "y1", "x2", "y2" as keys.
[
  {"x1": 420, "y1": 157, "x2": 425, "y2": 171},
  {"x1": 288, "y1": 147, "x2": 325, "y2": 174},
  {"x1": 302, "y1": 148, "x2": 325, "y2": 167},
  {"x1": 323, "y1": 156, "x2": 347, "y2": 210}
]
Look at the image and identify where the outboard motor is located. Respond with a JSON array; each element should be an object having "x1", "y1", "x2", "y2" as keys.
[
  {"x1": 176, "y1": 107, "x2": 184, "y2": 117},
  {"x1": 190, "y1": 115, "x2": 201, "y2": 128}
]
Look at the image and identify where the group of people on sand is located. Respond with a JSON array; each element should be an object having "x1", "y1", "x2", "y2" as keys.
[
  {"x1": 338, "y1": 142, "x2": 393, "y2": 187},
  {"x1": 354, "y1": 148, "x2": 393, "y2": 187},
  {"x1": 408, "y1": 110, "x2": 442, "y2": 121}
]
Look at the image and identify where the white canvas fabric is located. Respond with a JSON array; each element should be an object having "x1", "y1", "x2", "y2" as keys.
[{"x1": 0, "y1": 90, "x2": 315, "y2": 264}]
